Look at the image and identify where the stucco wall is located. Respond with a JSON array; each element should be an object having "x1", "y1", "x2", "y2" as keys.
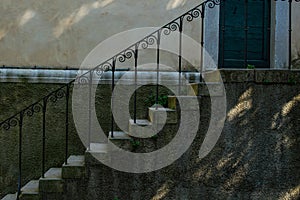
[
  {"x1": 0, "y1": 0, "x2": 201, "y2": 68},
  {"x1": 0, "y1": 1, "x2": 299, "y2": 68}
]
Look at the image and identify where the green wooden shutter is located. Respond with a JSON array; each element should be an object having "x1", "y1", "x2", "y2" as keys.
[{"x1": 219, "y1": 0, "x2": 270, "y2": 68}]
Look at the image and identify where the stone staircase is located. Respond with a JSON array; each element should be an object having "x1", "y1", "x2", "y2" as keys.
[
  {"x1": 1, "y1": 81, "x2": 223, "y2": 200},
  {"x1": 2, "y1": 156, "x2": 85, "y2": 200}
]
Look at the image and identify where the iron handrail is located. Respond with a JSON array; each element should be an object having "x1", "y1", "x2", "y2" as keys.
[{"x1": 0, "y1": 0, "x2": 299, "y2": 199}]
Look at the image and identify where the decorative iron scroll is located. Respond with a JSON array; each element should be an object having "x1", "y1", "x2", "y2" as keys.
[
  {"x1": 25, "y1": 102, "x2": 42, "y2": 117},
  {"x1": 1, "y1": 0, "x2": 300, "y2": 129},
  {"x1": 0, "y1": 117, "x2": 20, "y2": 131},
  {"x1": 138, "y1": 34, "x2": 158, "y2": 49}
]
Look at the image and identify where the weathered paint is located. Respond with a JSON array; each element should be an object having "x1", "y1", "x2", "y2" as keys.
[
  {"x1": 0, "y1": 0, "x2": 201, "y2": 68},
  {"x1": 0, "y1": 0, "x2": 299, "y2": 68}
]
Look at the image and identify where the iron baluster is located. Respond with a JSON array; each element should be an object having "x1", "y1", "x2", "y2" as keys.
[
  {"x1": 111, "y1": 59, "x2": 116, "y2": 138},
  {"x1": 17, "y1": 112, "x2": 23, "y2": 200},
  {"x1": 179, "y1": 17, "x2": 183, "y2": 95},
  {"x1": 156, "y1": 30, "x2": 161, "y2": 109},
  {"x1": 42, "y1": 98, "x2": 47, "y2": 178},
  {"x1": 88, "y1": 71, "x2": 93, "y2": 151},
  {"x1": 134, "y1": 45, "x2": 138, "y2": 123},
  {"x1": 65, "y1": 84, "x2": 70, "y2": 164},
  {"x1": 200, "y1": 3, "x2": 205, "y2": 82}
]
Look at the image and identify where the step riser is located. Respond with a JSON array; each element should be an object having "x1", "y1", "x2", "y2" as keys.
[
  {"x1": 62, "y1": 166, "x2": 86, "y2": 179},
  {"x1": 62, "y1": 155, "x2": 86, "y2": 179},
  {"x1": 148, "y1": 108, "x2": 177, "y2": 125},
  {"x1": 39, "y1": 180, "x2": 64, "y2": 193},
  {"x1": 19, "y1": 194, "x2": 40, "y2": 200}
]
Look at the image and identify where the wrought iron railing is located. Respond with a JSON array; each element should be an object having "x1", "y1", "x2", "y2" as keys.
[{"x1": 0, "y1": 0, "x2": 299, "y2": 199}]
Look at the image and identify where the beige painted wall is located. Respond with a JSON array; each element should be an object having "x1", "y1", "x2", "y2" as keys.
[
  {"x1": 0, "y1": 0, "x2": 299, "y2": 68},
  {"x1": 0, "y1": 0, "x2": 202, "y2": 68}
]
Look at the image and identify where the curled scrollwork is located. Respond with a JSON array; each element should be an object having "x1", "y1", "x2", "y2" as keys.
[
  {"x1": 205, "y1": 0, "x2": 221, "y2": 9},
  {"x1": 75, "y1": 73, "x2": 90, "y2": 84},
  {"x1": 0, "y1": 117, "x2": 19, "y2": 131},
  {"x1": 48, "y1": 88, "x2": 66, "y2": 103},
  {"x1": 185, "y1": 8, "x2": 202, "y2": 22},
  {"x1": 138, "y1": 34, "x2": 158, "y2": 50},
  {"x1": 25, "y1": 103, "x2": 43, "y2": 117},
  {"x1": 117, "y1": 49, "x2": 135, "y2": 63},
  {"x1": 95, "y1": 61, "x2": 113, "y2": 77},
  {"x1": 162, "y1": 20, "x2": 180, "y2": 36}
]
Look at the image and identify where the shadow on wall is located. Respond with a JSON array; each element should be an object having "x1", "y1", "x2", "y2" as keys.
[
  {"x1": 146, "y1": 83, "x2": 300, "y2": 199},
  {"x1": 0, "y1": 0, "x2": 197, "y2": 67}
]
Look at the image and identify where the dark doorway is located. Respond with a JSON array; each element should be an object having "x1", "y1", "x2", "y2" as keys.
[{"x1": 219, "y1": 0, "x2": 271, "y2": 68}]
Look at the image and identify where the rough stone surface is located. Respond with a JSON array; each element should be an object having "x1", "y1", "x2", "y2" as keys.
[
  {"x1": 19, "y1": 180, "x2": 39, "y2": 200},
  {"x1": 39, "y1": 168, "x2": 63, "y2": 194},
  {"x1": 148, "y1": 107, "x2": 177, "y2": 124},
  {"x1": 1, "y1": 194, "x2": 17, "y2": 200},
  {"x1": 81, "y1": 81, "x2": 300, "y2": 200},
  {"x1": 62, "y1": 156, "x2": 86, "y2": 179},
  {"x1": 1, "y1": 71, "x2": 300, "y2": 199}
]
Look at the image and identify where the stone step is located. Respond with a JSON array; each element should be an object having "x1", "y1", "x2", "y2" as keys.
[
  {"x1": 128, "y1": 119, "x2": 159, "y2": 138},
  {"x1": 62, "y1": 155, "x2": 85, "y2": 179},
  {"x1": 19, "y1": 180, "x2": 39, "y2": 200},
  {"x1": 148, "y1": 107, "x2": 177, "y2": 124},
  {"x1": 108, "y1": 131, "x2": 131, "y2": 140},
  {"x1": 85, "y1": 143, "x2": 109, "y2": 165},
  {"x1": 108, "y1": 131, "x2": 132, "y2": 151},
  {"x1": 187, "y1": 83, "x2": 199, "y2": 96},
  {"x1": 39, "y1": 168, "x2": 63, "y2": 193},
  {"x1": 89, "y1": 143, "x2": 108, "y2": 153},
  {"x1": 130, "y1": 119, "x2": 152, "y2": 126},
  {"x1": 1, "y1": 194, "x2": 17, "y2": 200}
]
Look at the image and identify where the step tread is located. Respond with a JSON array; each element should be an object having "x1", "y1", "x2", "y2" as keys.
[
  {"x1": 168, "y1": 95, "x2": 201, "y2": 98},
  {"x1": 109, "y1": 131, "x2": 131, "y2": 140},
  {"x1": 21, "y1": 180, "x2": 39, "y2": 194},
  {"x1": 42, "y1": 168, "x2": 62, "y2": 180},
  {"x1": 1, "y1": 193, "x2": 17, "y2": 200},
  {"x1": 89, "y1": 143, "x2": 108, "y2": 153},
  {"x1": 148, "y1": 107, "x2": 175, "y2": 112},
  {"x1": 64, "y1": 155, "x2": 85, "y2": 166},
  {"x1": 129, "y1": 119, "x2": 152, "y2": 126}
]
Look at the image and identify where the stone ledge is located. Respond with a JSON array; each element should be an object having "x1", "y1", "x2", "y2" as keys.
[
  {"x1": 254, "y1": 69, "x2": 300, "y2": 83},
  {"x1": 218, "y1": 69, "x2": 300, "y2": 83},
  {"x1": 219, "y1": 69, "x2": 255, "y2": 82}
]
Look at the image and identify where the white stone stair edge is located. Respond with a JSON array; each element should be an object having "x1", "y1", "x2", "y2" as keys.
[
  {"x1": 21, "y1": 180, "x2": 39, "y2": 195},
  {"x1": 1, "y1": 193, "x2": 17, "y2": 200},
  {"x1": 1, "y1": 155, "x2": 86, "y2": 199}
]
